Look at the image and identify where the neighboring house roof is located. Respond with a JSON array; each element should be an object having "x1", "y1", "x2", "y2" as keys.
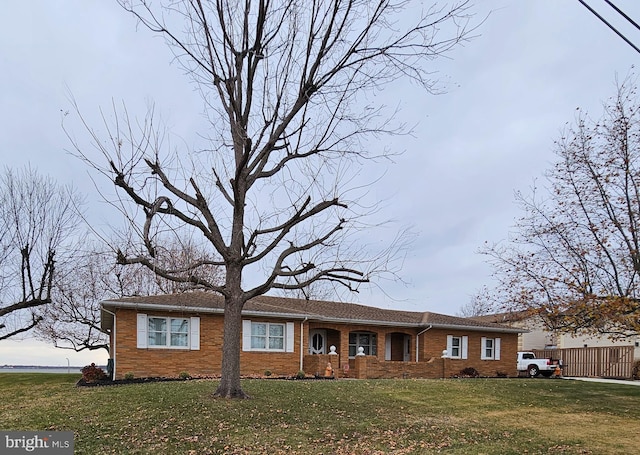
[
  {"x1": 101, "y1": 292, "x2": 523, "y2": 333},
  {"x1": 471, "y1": 310, "x2": 533, "y2": 325}
]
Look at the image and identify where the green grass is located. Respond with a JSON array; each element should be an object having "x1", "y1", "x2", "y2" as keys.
[{"x1": 1, "y1": 374, "x2": 639, "y2": 454}]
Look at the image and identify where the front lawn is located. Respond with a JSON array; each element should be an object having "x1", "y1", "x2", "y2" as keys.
[{"x1": 1, "y1": 374, "x2": 638, "y2": 454}]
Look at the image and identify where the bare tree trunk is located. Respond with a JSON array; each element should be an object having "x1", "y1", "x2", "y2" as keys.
[{"x1": 214, "y1": 294, "x2": 248, "y2": 399}]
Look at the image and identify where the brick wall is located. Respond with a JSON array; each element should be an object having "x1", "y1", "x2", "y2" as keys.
[
  {"x1": 113, "y1": 308, "x2": 223, "y2": 379},
  {"x1": 303, "y1": 354, "x2": 342, "y2": 378},
  {"x1": 110, "y1": 308, "x2": 519, "y2": 379},
  {"x1": 420, "y1": 329, "x2": 519, "y2": 378},
  {"x1": 353, "y1": 356, "x2": 444, "y2": 379},
  {"x1": 308, "y1": 322, "x2": 417, "y2": 361},
  {"x1": 112, "y1": 309, "x2": 303, "y2": 379},
  {"x1": 308, "y1": 324, "x2": 519, "y2": 378},
  {"x1": 239, "y1": 317, "x2": 303, "y2": 377}
]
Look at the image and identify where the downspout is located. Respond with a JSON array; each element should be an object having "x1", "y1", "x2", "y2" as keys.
[
  {"x1": 102, "y1": 307, "x2": 117, "y2": 379},
  {"x1": 416, "y1": 325, "x2": 432, "y2": 362},
  {"x1": 300, "y1": 317, "x2": 308, "y2": 371}
]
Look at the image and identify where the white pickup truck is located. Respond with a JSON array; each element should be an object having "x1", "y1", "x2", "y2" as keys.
[{"x1": 517, "y1": 351, "x2": 561, "y2": 377}]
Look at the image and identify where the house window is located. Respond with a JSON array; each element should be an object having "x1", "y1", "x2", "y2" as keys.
[
  {"x1": 484, "y1": 338, "x2": 494, "y2": 358},
  {"x1": 446, "y1": 335, "x2": 468, "y2": 359},
  {"x1": 481, "y1": 337, "x2": 501, "y2": 360},
  {"x1": 148, "y1": 317, "x2": 189, "y2": 348},
  {"x1": 349, "y1": 332, "x2": 377, "y2": 357},
  {"x1": 451, "y1": 336, "x2": 461, "y2": 358},
  {"x1": 312, "y1": 333, "x2": 323, "y2": 352},
  {"x1": 242, "y1": 320, "x2": 295, "y2": 353},
  {"x1": 251, "y1": 322, "x2": 285, "y2": 351},
  {"x1": 136, "y1": 314, "x2": 200, "y2": 350}
]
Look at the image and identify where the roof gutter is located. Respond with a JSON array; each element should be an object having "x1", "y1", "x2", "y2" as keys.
[
  {"x1": 300, "y1": 317, "x2": 308, "y2": 372},
  {"x1": 101, "y1": 300, "x2": 225, "y2": 315},
  {"x1": 100, "y1": 301, "x2": 524, "y2": 333},
  {"x1": 294, "y1": 316, "x2": 524, "y2": 333},
  {"x1": 101, "y1": 300, "x2": 309, "y2": 321},
  {"x1": 101, "y1": 307, "x2": 117, "y2": 380},
  {"x1": 429, "y1": 323, "x2": 524, "y2": 334}
]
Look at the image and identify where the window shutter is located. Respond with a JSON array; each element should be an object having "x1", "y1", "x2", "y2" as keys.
[
  {"x1": 446, "y1": 335, "x2": 453, "y2": 357},
  {"x1": 136, "y1": 314, "x2": 148, "y2": 349},
  {"x1": 495, "y1": 338, "x2": 501, "y2": 360},
  {"x1": 385, "y1": 336, "x2": 392, "y2": 361},
  {"x1": 286, "y1": 322, "x2": 295, "y2": 352},
  {"x1": 480, "y1": 337, "x2": 488, "y2": 360},
  {"x1": 242, "y1": 320, "x2": 252, "y2": 351},
  {"x1": 190, "y1": 317, "x2": 200, "y2": 350},
  {"x1": 461, "y1": 336, "x2": 468, "y2": 359}
]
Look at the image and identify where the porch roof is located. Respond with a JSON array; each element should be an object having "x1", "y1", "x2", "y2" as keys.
[{"x1": 101, "y1": 292, "x2": 523, "y2": 333}]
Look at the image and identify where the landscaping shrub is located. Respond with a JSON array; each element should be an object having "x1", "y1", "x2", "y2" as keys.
[
  {"x1": 179, "y1": 371, "x2": 191, "y2": 380},
  {"x1": 457, "y1": 367, "x2": 480, "y2": 378},
  {"x1": 81, "y1": 363, "x2": 108, "y2": 383}
]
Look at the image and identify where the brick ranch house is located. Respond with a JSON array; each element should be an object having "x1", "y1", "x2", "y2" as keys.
[{"x1": 100, "y1": 293, "x2": 523, "y2": 380}]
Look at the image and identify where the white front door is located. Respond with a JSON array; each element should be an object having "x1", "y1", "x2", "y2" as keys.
[{"x1": 309, "y1": 329, "x2": 327, "y2": 354}]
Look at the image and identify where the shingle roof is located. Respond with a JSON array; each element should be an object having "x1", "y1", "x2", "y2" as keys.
[
  {"x1": 102, "y1": 292, "x2": 523, "y2": 332},
  {"x1": 471, "y1": 310, "x2": 532, "y2": 325}
]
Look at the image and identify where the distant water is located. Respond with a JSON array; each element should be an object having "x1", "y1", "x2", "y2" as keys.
[{"x1": 0, "y1": 366, "x2": 84, "y2": 374}]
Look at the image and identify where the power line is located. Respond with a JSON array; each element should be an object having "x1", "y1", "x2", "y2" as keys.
[
  {"x1": 577, "y1": 0, "x2": 640, "y2": 54},
  {"x1": 605, "y1": 0, "x2": 640, "y2": 33}
]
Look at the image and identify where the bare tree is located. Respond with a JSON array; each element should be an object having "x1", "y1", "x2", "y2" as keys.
[
  {"x1": 68, "y1": 0, "x2": 475, "y2": 398},
  {"x1": 480, "y1": 77, "x2": 640, "y2": 339},
  {"x1": 37, "y1": 249, "x2": 111, "y2": 352},
  {"x1": 456, "y1": 287, "x2": 494, "y2": 318},
  {"x1": 37, "y1": 239, "x2": 223, "y2": 352},
  {"x1": 0, "y1": 167, "x2": 84, "y2": 340}
]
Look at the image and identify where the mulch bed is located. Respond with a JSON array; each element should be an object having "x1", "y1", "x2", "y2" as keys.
[
  {"x1": 76, "y1": 374, "x2": 334, "y2": 387},
  {"x1": 76, "y1": 376, "x2": 200, "y2": 387}
]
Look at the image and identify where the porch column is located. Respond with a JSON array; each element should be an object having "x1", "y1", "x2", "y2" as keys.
[{"x1": 339, "y1": 330, "x2": 350, "y2": 375}]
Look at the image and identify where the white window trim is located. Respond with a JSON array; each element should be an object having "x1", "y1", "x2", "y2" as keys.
[
  {"x1": 446, "y1": 335, "x2": 468, "y2": 359},
  {"x1": 481, "y1": 337, "x2": 501, "y2": 360},
  {"x1": 242, "y1": 320, "x2": 294, "y2": 352},
  {"x1": 136, "y1": 314, "x2": 200, "y2": 350}
]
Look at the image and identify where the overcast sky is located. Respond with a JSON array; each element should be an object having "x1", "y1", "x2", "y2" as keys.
[{"x1": 1, "y1": 1, "x2": 640, "y2": 366}]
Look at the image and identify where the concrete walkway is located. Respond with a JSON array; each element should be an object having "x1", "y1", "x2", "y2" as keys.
[{"x1": 563, "y1": 377, "x2": 640, "y2": 386}]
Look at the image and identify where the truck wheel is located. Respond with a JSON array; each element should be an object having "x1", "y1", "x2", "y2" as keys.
[{"x1": 527, "y1": 365, "x2": 539, "y2": 377}]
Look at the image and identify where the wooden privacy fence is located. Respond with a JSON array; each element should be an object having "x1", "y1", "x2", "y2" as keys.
[{"x1": 533, "y1": 346, "x2": 635, "y2": 379}]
